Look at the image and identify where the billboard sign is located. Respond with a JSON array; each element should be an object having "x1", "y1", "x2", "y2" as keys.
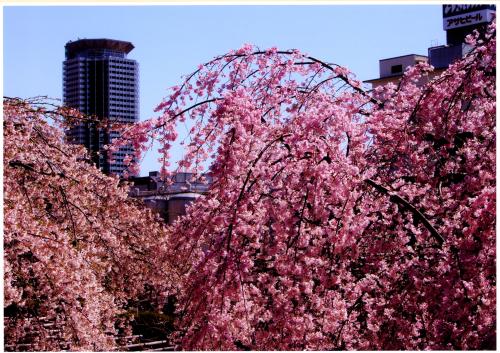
[{"x1": 443, "y1": 4, "x2": 496, "y2": 30}]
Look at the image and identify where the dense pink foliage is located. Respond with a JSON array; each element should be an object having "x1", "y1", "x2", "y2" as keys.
[
  {"x1": 4, "y1": 23, "x2": 495, "y2": 351},
  {"x1": 4, "y1": 99, "x2": 172, "y2": 350},
  {"x1": 118, "y1": 25, "x2": 494, "y2": 349}
]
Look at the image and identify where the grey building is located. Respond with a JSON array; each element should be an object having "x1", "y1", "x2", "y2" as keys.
[
  {"x1": 63, "y1": 38, "x2": 139, "y2": 176},
  {"x1": 428, "y1": 4, "x2": 495, "y2": 69},
  {"x1": 129, "y1": 171, "x2": 213, "y2": 224}
]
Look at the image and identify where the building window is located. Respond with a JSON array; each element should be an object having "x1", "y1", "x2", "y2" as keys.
[{"x1": 391, "y1": 64, "x2": 403, "y2": 74}]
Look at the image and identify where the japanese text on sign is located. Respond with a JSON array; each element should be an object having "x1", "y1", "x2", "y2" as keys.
[{"x1": 443, "y1": 9, "x2": 494, "y2": 30}]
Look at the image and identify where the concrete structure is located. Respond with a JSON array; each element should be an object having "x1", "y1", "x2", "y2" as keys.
[
  {"x1": 128, "y1": 171, "x2": 213, "y2": 224},
  {"x1": 364, "y1": 54, "x2": 428, "y2": 88},
  {"x1": 63, "y1": 38, "x2": 139, "y2": 176},
  {"x1": 365, "y1": 5, "x2": 495, "y2": 88}
]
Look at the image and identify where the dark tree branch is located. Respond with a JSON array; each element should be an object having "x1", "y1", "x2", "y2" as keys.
[{"x1": 365, "y1": 178, "x2": 445, "y2": 246}]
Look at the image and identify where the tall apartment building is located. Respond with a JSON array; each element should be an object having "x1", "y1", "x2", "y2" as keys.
[{"x1": 63, "y1": 38, "x2": 139, "y2": 176}]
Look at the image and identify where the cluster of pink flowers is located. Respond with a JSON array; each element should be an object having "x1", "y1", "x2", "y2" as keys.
[
  {"x1": 146, "y1": 25, "x2": 493, "y2": 350},
  {"x1": 4, "y1": 21, "x2": 495, "y2": 351},
  {"x1": 4, "y1": 99, "x2": 173, "y2": 350}
]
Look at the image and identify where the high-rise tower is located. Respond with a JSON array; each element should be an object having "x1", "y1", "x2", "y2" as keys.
[{"x1": 63, "y1": 38, "x2": 139, "y2": 176}]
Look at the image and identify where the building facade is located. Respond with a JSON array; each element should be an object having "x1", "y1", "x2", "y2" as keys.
[
  {"x1": 129, "y1": 171, "x2": 213, "y2": 224},
  {"x1": 63, "y1": 38, "x2": 139, "y2": 176},
  {"x1": 364, "y1": 54, "x2": 429, "y2": 88}
]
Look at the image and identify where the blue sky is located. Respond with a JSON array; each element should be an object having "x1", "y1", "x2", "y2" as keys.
[{"x1": 4, "y1": 5, "x2": 445, "y2": 175}]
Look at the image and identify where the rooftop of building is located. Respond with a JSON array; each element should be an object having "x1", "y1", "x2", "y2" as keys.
[
  {"x1": 65, "y1": 38, "x2": 134, "y2": 59},
  {"x1": 127, "y1": 171, "x2": 213, "y2": 197},
  {"x1": 378, "y1": 54, "x2": 428, "y2": 62}
]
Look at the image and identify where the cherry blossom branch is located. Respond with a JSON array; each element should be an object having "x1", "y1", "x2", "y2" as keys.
[{"x1": 364, "y1": 179, "x2": 445, "y2": 246}]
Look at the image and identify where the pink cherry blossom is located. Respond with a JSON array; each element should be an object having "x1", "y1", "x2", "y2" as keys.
[
  {"x1": 4, "y1": 98, "x2": 174, "y2": 351},
  {"x1": 4, "y1": 21, "x2": 495, "y2": 351}
]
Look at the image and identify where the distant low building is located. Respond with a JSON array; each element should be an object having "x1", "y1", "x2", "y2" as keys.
[
  {"x1": 128, "y1": 171, "x2": 213, "y2": 224},
  {"x1": 364, "y1": 54, "x2": 429, "y2": 88}
]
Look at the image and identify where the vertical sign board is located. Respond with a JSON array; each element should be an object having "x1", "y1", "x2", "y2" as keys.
[{"x1": 443, "y1": 4, "x2": 495, "y2": 30}]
